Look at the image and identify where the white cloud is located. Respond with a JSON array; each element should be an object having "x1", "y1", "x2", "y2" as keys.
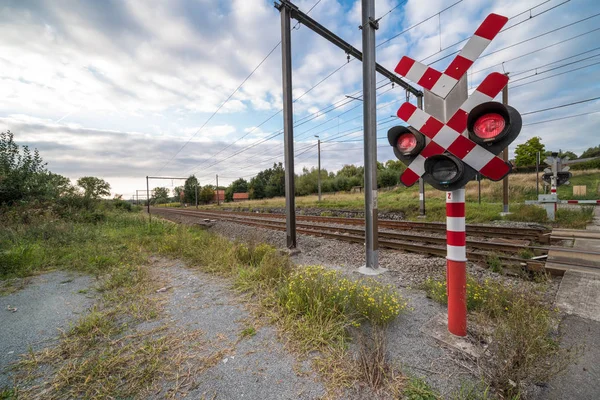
[{"x1": 0, "y1": 0, "x2": 598, "y2": 196}]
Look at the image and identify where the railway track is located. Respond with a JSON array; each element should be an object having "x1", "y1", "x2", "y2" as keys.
[
  {"x1": 163, "y1": 208, "x2": 549, "y2": 242},
  {"x1": 152, "y1": 207, "x2": 547, "y2": 271},
  {"x1": 151, "y1": 208, "x2": 600, "y2": 275}
]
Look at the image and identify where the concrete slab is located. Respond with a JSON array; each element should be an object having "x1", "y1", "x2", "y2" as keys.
[
  {"x1": 533, "y1": 315, "x2": 600, "y2": 400},
  {"x1": 420, "y1": 313, "x2": 479, "y2": 360},
  {"x1": 555, "y1": 270, "x2": 600, "y2": 322},
  {"x1": 586, "y1": 206, "x2": 600, "y2": 231}
]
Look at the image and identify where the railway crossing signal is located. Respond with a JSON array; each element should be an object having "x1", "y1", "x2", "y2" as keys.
[
  {"x1": 388, "y1": 13, "x2": 522, "y2": 337},
  {"x1": 542, "y1": 153, "x2": 572, "y2": 190},
  {"x1": 388, "y1": 99, "x2": 522, "y2": 191}
]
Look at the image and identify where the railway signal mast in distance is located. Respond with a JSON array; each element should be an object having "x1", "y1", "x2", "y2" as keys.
[{"x1": 388, "y1": 13, "x2": 522, "y2": 337}]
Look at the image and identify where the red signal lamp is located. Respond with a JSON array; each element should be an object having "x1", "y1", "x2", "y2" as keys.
[
  {"x1": 467, "y1": 101, "x2": 521, "y2": 147},
  {"x1": 388, "y1": 126, "x2": 425, "y2": 157},
  {"x1": 472, "y1": 113, "x2": 505, "y2": 140}
]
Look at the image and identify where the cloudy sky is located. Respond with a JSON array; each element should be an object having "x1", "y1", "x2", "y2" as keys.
[{"x1": 1, "y1": 0, "x2": 599, "y2": 197}]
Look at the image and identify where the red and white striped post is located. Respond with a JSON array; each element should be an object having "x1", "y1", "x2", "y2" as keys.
[
  {"x1": 551, "y1": 175, "x2": 558, "y2": 213},
  {"x1": 446, "y1": 188, "x2": 467, "y2": 336}
]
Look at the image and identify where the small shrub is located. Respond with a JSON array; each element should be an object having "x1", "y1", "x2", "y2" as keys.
[
  {"x1": 484, "y1": 298, "x2": 576, "y2": 397},
  {"x1": 403, "y1": 376, "x2": 440, "y2": 400},
  {"x1": 422, "y1": 275, "x2": 515, "y2": 317},
  {"x1": 518, "y1": 248, "x2": 534, "y2": 259},
  {"x1": 279, "y1": 266, "x2": 407, "y2": 350},
  {"x1": 450, "y1": 380, "x2": 493, "y2": 400},
  {"x1": 556, "y1": 207, "x2": 594, "y2": 229},
  {"x1": 354, "y1": 278, "x2": 406, "y2": 325},
  {"x1": 240, "y1": 326, "x2": 257, "y2": 338},
  {"x1": 486, "y1": 254, "x2": 503, "y2": 273}
]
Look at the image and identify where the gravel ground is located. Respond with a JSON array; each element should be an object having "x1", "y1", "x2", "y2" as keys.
[
  {"x1": 154, "y1": 210, "x2": 563, "y2": 397},
  {"x1": 0, "y1": 272, "x2": 95, "y2": 389},
  {"x1": 148, "y1": 258, "x2": 326, "y2": 400},
  {"x1": 532, "y1": 315, "x2": 600, "y2": 400}
]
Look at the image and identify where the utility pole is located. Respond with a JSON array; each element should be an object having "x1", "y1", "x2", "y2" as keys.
[
  {"x1": 315, "y1": 135, "x2": 321, "y2": 201},
  {"x1": 502, "y1": 78, "x2": 509, "y2": 214},
  {"x1": 195, "y1": 183, "x2": 198, "y2": 209},
  {"x1": 279, "y1": 2, "x2": 297, "y2": 249},
  {"x1": 146, "y1": 176, "x2": 150, "y2": 222},
  {"x1": 417, "y1": 95, "x2": 425, "y2": 217},
  {"x1": 536, "y1": 151, "x2": 540, "y2": 197},
  {"x1": 216, "y1": 174, "x2": 220, "y2": 206},
  {"x1": 359, "y1": 0, "x2": 381, "y2": 273}
]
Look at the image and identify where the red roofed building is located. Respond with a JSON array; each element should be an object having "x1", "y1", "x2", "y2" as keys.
[
  {"x1": 213, "y1": 190, "x2": 225, "y2": 203},
  {"x1": 233, "y1": 192, "x2": 249, "y2": 202}
]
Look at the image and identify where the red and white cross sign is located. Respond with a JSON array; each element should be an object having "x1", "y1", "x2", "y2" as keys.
[
  {"x1": 395, "y1": 13, "x2": 508, "y2": 99},
  {"x1": 393, "y1": 14, "x2": 510, "y2": 187}
]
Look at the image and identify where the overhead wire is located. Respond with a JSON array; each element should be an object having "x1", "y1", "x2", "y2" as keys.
[
  {"x1": 510, "y1": 60, "x2": 600, "y2": 89},
  {"x1": 177, "y1": 0, "x2": 326, "y2": 174},
  {"x1": 155, "y1": 41, "x2": 281, "y2": 174},
  {"x1": 521, "y1": 96, "x2": 600, "y2": 116},
  {"x1": 523, "y1": 110, "x2": 600, "y2": 126},
  {"x1": 470, "y1": 27, "x2": 600, "y2": 76},
  {"x1": 421, "y1": 0, "x2": 575, "y2": 66}
]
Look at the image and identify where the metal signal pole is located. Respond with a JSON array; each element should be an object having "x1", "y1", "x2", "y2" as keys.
[
  {"x1": 216, "y1": 174, "x2": 220, "y2": 205},
  {"x1": 280, "y1": 3, "x2": 297, "y2": 249},
  {"x1": 359, "y1": 0, "x2": 381, "y2": 273},
  {"x1": 536, "y1": 151, "x2": 540, "y2": 197},
  {"x1": 417, "y1": 95, "x2": 425, "y2": 217},
  {"x1": 502, "y1": 80, "x2": 509, "y2": 214},
  {"x1": 195, "y1": 183, "x2": 198, "y2": 209},
  {"x1": 146, "y1": 176, "x2": 150, "y2": 221},
  {"x1": 316, "y1": 136, "x2": 322, "y2": 201}
]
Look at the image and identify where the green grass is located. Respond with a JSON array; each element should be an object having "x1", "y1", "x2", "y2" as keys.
[
  {"x1": 422, "y1": 274, "x2": 577, "y2": 397},
  {"x1": 403, "y1": 376, "x2": 440, "y2": 400},
  {"x1": 3, "y1": 206, "x2": 410, "y2": 398},
  {"x1": 194, "y1": 170, "x2": 599, "y2": 227}
]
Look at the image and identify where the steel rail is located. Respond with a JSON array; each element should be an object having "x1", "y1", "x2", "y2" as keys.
[
  {"x1": 154, "y1": 207, "x2": 549, "y2": 241},
  {"x1": 152, "y1": 208, "x2": 546, "y2": 271}
]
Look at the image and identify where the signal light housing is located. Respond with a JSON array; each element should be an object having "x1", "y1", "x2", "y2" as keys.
[
  {"x1": 387, "y1": 126, "x2": 425, "y2": 163},
  {"x1": 388, "y1": 101, "x2": 522, "y2": 192},
  {"x1": 467, "y1": 102, "x2": 522, "y2": 156}
]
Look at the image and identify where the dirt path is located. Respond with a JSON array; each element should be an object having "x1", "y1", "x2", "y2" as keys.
[
  {"x1": 148, "y1": 257, "x2": 326, "y2": 399},
  {"x1": 0, "y1": 272, "x2": 95, "y2": 388}
]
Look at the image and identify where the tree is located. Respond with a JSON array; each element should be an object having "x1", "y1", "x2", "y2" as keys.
[
  {"x1": 183, "y1": 176, "x2": 198, "y2": 204},
  {"x1": 0, "y1": 130, "x2": 59, "y2": 204},
  {"x1": 152, "y1": 187, "x2": 170, "y2": 204},
  {"x1": 199, "y1": 185, "x2": 215, "y2": 204},
  {"x1": 377, "y1": 168, "x2": 399, "y2": 188},
  {"x1": 580, "y1": 145, "x2": 600, "y2": 159},
  {"x1": 76, "y1": 177, "x2": 111, "y2": 199},
  {"x1": 514, "y1": 136, "x2": 545, "y2": 167},
  {"x1": 225, "y1": 178, "x2": 248, "y2": 202},
  {"x1": 561, "y1": 151, "x2": 578, "y2": 160},
  {"x1": 173, "y1": 186, "x2": 184, "y2": 202}
]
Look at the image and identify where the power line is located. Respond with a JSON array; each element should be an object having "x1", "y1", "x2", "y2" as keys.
[
  {"x1": 510, "y1": 60, "x2": 600, "y2": 89},
  {"x1": 470, "y1": 27, "x2": 600, "y2": 76},
  {"x1": 191, "y1": 83, "x2": 397, "y2": 176},
  {"x1": 521, "y1": 96, "x2": 600, "y2": 116},
  {"x1": 523, "y1": 110, "x2": 600, "y2": 126},
  {"x1": 155, "y1": 41, "x2": 281, "y2": 174},
  {"x1": 375, "y1": 0, "x2": 409, "y2": 22},
  {"x1": 175, "y1": 0, "x2": 325, "y2": 174},
  {"x1": 422, "y1": 0, "x2": 576, "y2": 66},
  {"x1": 376, "y1": 1, "x2": 464, "y2": 48},
  {"x1": 510, "y1": 49, "x2": 600, "y2": 78}
]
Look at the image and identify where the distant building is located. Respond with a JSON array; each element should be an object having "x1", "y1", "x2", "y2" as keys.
[
  {"x1": 232, "y1": 192, "x2": 249, "y2": 202},
  {"x1": 212, "y1": 190, "x2": 225, "y2": 203}
]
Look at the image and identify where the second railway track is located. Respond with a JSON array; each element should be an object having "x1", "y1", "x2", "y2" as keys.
[{"x1": 152, "y1": 207, "x2": 552, "y2": 271}]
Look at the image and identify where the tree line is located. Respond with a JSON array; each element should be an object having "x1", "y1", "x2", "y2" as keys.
[
  {"x1": 0, "y1": 131, "x2": 114, "y2": 207},
  {"x1": 514, "y1": 137, "x2": 600, "y2": 167}
]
